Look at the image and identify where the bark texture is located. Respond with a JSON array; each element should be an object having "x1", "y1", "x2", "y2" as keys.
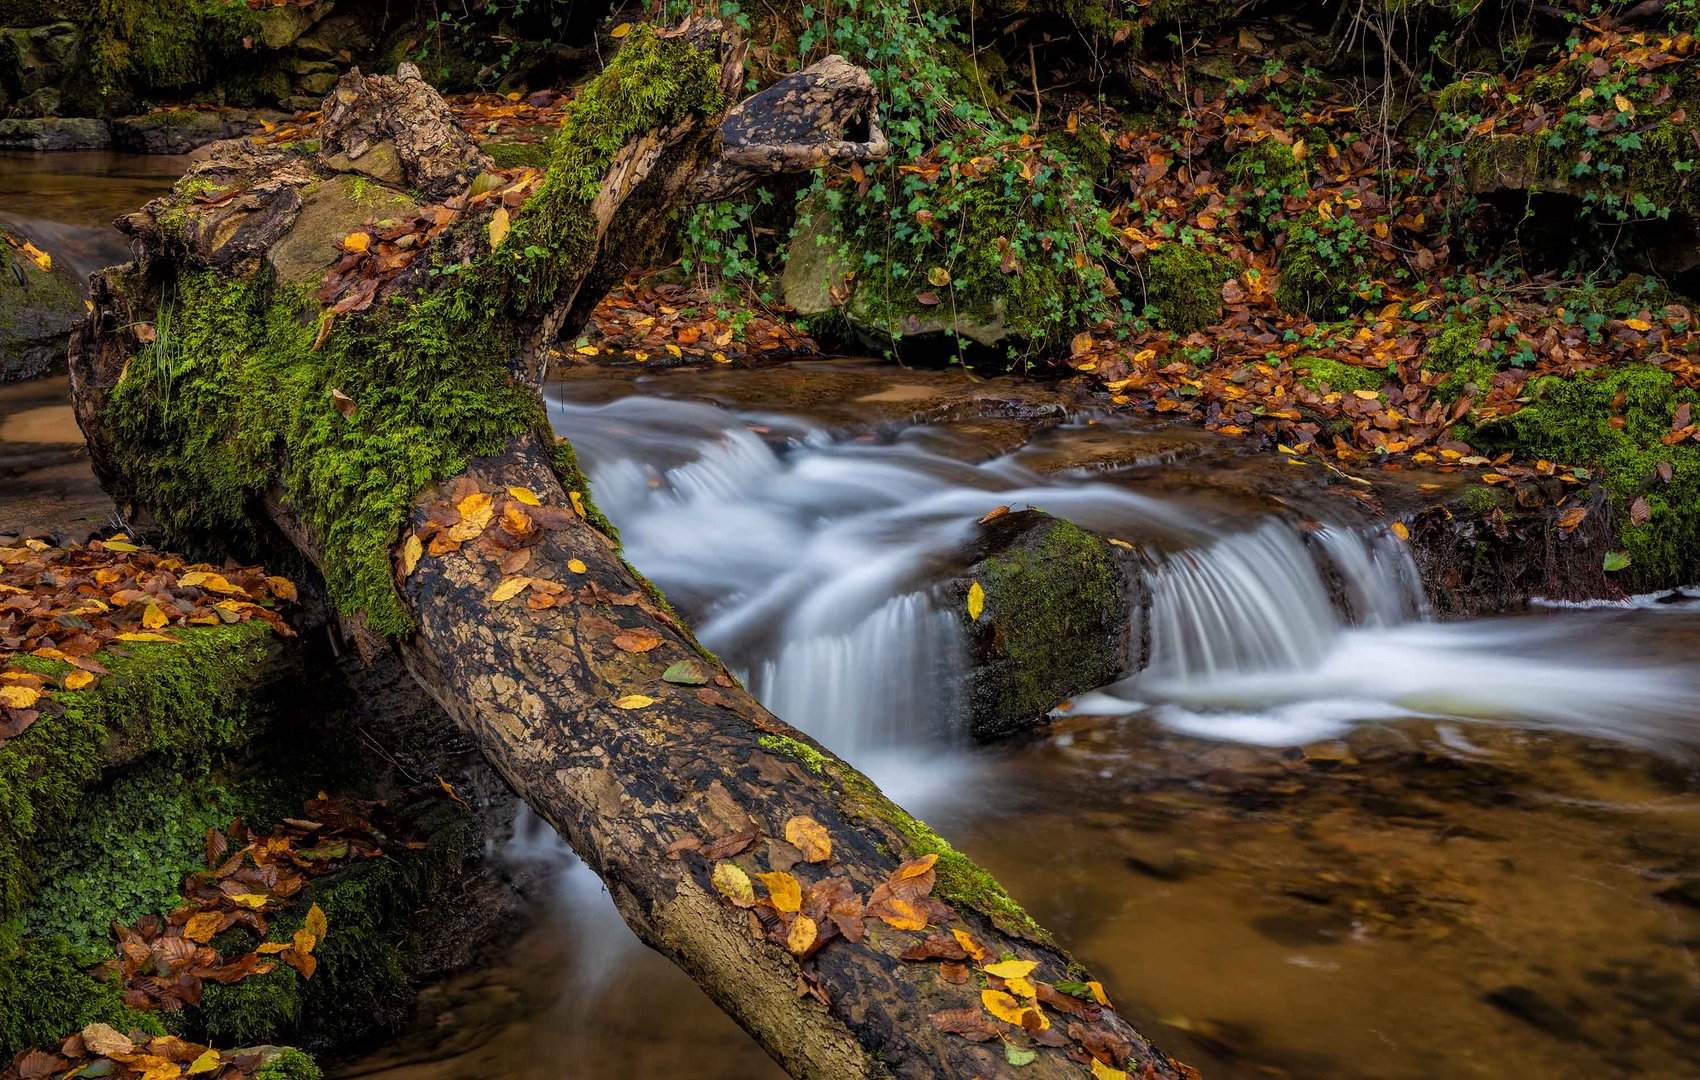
[{"x1": 68, "y1": 20, "x2": 1187, "y2": 1080}]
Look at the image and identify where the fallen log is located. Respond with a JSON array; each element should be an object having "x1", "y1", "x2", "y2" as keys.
[{"x1": 68, "y1": 20, "x2": 1188, "y2": 1080}]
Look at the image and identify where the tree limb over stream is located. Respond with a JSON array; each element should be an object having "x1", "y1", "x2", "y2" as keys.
[{"x1": 67, "y1": 20, "x2": 1186, "y2": 1080}]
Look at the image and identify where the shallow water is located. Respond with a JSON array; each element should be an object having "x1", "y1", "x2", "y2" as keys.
[
  {"x1": 336, "y1": 363, "x2": 1700, "y2": 1080},
  {"x1": 0, "y1": 151, "x2": 185, "y2": 283}
]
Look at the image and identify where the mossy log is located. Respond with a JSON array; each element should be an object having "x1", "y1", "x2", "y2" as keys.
[{"x1": 67, "y1": 20, "x2": 1181, "y2": 1080}]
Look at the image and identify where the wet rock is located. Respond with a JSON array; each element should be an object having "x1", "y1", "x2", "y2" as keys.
[
  {"x1": 1655, "y1": 879, "x2": 1700, "y2": 912},
  {"x1": 1484, "y1": 985, "x2": 1586, "y2": 1042},
  {"x1": 949, "y1": 509, "x2": 1137, "y2": 740},
  {"x1": 1250, "y1": 911, "x2": 1354, "y2": 947},
  {"x1": 0, "y1": 245, "x2": 83, "y2": 383},
  {"x1": 0, "y1": 117, "x2": 111, "y2": 151},
  {"x1": 111, "y1": 109, "x2": 280, "y2": 155}
]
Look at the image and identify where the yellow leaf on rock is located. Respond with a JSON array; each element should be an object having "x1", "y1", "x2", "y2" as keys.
[
  {"x1": 187, "y1": 1050, "x2": 223, "y2": 1075},
  {"x1": 488, "y1": 206, "x2": 510, "y2": 250},
  {"x1": 787, "y1": 914, "x2": 818, "y2": 955},
  {"x1": 343, "y1": 231, "x2": 370, "y2": 252},
  {"x1": 784, "y1": 816, "x2": 832, "y2": 863},
  {"x1": 402, "y1": 533, "x2": 423, "y2": 576},
  {"x1": 569, "y1": 491, "x2": 587, "y2": 517},
  {"x1": 713, "y1": 861, "x2": 756, "y2": 906},
  {"x1": 1090, "y1": 1059, "x2": 1130, "y2": 1080},
  {"x1": 293, "y1": 928, "x2": 317, "y2": 956},
  {"x1": 508, "y1": 486, "x2": 541, "y2": 506},
  {"x1": 966, "y1": 581, "x2": 985, "y2": 621},
  {"x1": 614, "y1": 694, "x2": 656, "y2": 709},
  {"x1": 63, "y1": 669, "x2": 95, "y2": 691},
  {"x1": 0, "y1": 685, "x2": 41, "y2": 708},
  {"x1": 567, "y1": 558, "x2": 588, "y2": 574},
  {"x1": 1086, "y1": 980, "x2": 1110, "y2": 1006},
  {"x1": 491, "y1": 577, "x2": 531, "y2": 602},
  {"x1": 757, "y1": 871, "x2": 803, "y2": 912},
  {"x1": 1390, "y1": 521, "x2": 1410, "y2": 541},
  {"x1": 983, "y1": 959, "x2": 1038, "y2": 981},
  {"x1": 609, "y1": 21, "x2": 632, "y2": 37}
]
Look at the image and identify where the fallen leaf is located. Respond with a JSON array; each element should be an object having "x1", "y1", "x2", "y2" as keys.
[
  {"x1": 488, "y1": 206, "x2": 510, "y2": 250},
  {"x1": 713, "y1": 861, "x2": 756, "y2": 906},
  {"x1": 0, "y1": 685, "x2": 40, "y2": 709},
  {"x1": 613, "y1": 628, "x2": 665, "y2": 652},
  {"x1": 342, "y1": 231, "x2": 370, "y2": 252},
  {"x1": 786, "y1": 914, "x2": 819, "y2": 955},
  {"x1": 568, "y1": 558, "x2": 588, "y2": 573},
  {"x1": 784, "y1": 816, "x2": 832, "y2": 863},
  {"x1": 613, "y1": 694, "x2": 656, "y2": 709},
  {"x1": 63, "y1": 669, "x2": 95, "y2": 691},
  {"x1": 609, "y1": 21, "x2": 632, "y2": 37},
  {"x1": 490, "y1": 577, "x2": 531, "y2": 602},
  {"x1": 967, "y1": 581, "x2": 986, "y2": 621},
  {"x1": 663, "y1": 659, "x2": 712, "y2": 684},
  {"x1": 983, "y1": 959, "x2": 1038, "y2": 981},
  {"x1": 402, "y1": 533, "x2": 424, "y2": 575},
  {"x1": 508, "y1": 486, "x2": 541, "y2": 505}
]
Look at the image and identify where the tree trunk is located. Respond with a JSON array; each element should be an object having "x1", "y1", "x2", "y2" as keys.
[{"x1": 68, "y1": 19, "x2": 1188, "y2": 1080}]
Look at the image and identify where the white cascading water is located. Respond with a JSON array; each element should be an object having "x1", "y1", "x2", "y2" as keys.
[{"x1": 550, "y1": 385, "x2": 1700, "y2": 755}]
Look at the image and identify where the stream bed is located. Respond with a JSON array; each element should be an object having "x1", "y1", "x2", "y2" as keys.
[
  {"x1": 339, "y1": 361, "x2": 1700, "y2": 1080},
  {"x1": 6, "y1": 151, "x2": 1700, "y2": 1080}
]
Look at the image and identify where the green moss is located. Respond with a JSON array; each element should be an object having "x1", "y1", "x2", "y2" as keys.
[
  {"x1": 1143, "y1": 244, "x2": 1224, "y2": 333},
  {"x1": 550, "y1": 438, "x2": 619, "y2": 541},
  {"x1": 482, "y1": 140, "x2": 554, "y2": 170},
  {"x1": 1426, "y1": 318, "x2": 1488, "y2": 371},
  {"x1": 1434, "y1": 78, "x2": 1494, "y2": 117},
  {"x1": 1295, "y1": 355, "x2": 1388, "y2": 395},
  {"x1": 1461, "y1": 483, "x2": 1500, "y2": 515},
  {"x1": 1275, "y1": 213, "x2": 1370, "y2": 318},
  {"x1": 201, "y1": 805, "x2": 472, "y2": 1048},
  {"x1": 0, "y1": 928, "x2": 164, "y2": 1059},
  {"x1": 0, "y1": 621, "x2": 279, "y2": 921},
  {"x1": 106, "y1": 28, "x2": 727, "y2": 635},
  {"x1": 758, "y1": 734, "x2": 828, "y2": 774},
  {"x1": 256, "y1": 1049, "x2": 323, "y2": 1080},
  {"x1": 1226, "y1": 138, "x2": 1306, "y2": 195},
  {"x1": 1481, "y1": 363, "x2": 1700, "y2": 586},
  {"x1": 1048, "y1": 122, "x2": 1110, "y2": 182},
  {"x1": 77, "y1": 0, "x2": 259, "y2": 107},
  {"x1": 1461, "y1": 123, "x2": 1700, "y2": 220}
]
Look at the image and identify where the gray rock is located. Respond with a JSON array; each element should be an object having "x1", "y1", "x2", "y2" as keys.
[
  {"x1": 111, "y1": 109, "x2": 279, "y2": 155},
  {"x1": 946, "y1": 509, "x2": 1136, "y2": 740},
  {"x1": 255, "y1": 1, "x2": 331, "y2": 49},
  {"x1": 0, "y1": 246, "x2": 84, "y2": 383},
  {"x1": 0, "y1": 117, "x2": 111, "y2": 151},
  {"x1": 780, "y1": 193, "x2": 853, "y2": 318}
]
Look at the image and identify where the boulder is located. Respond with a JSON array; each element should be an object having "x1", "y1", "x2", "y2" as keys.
[
  {"x1": 0, "y1": 117, "x2": 111, "y2": 151},
  {"x1": 947, "y1": 509, "x2": 1137, "y2": 739},
  {"x1": 110, "y1": 109, "x2": 280, "y2": 155},
  {"x1": 0, "y1": 245, "x2": 83, "y2": 382}
]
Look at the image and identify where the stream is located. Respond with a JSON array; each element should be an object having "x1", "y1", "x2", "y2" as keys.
[{"x1": 6, "y1": 152, "x2": 1700, "y2": 1080}]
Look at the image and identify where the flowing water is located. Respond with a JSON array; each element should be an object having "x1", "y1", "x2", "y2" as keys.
[
  {"x1": 337, "y1": 363, "x2": 1700, "y2": 1080},
  {"x1": 7, "y1": 153, "x2": 1700, "y2": 1079}
]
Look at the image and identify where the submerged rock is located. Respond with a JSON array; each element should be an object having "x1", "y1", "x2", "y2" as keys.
[{"x1": 949, "y1": 509, "x2": 1136, "y2": 740}]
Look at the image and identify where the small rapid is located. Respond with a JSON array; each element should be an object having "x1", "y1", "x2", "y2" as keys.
[{"x1": 548, "y1": 380, "x2": 1700, "y2": 756}]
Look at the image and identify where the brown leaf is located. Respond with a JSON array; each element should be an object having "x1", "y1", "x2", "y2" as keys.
[
  {"x1": 700, "y1": 824, "x2": 760, "y2": 860},
  {"x1": 929, "y1": 1007, "x2": 1007, "y2": 1042},
  {"x1": 900, "y1": 935, "x2": 970, "y2": 962},
  {"x1": 612, "y1": 628, "x2": 664, "y2": 652},
  {"x1": 1630, "y1": 496, "x2": 1652, "y2": 526}
]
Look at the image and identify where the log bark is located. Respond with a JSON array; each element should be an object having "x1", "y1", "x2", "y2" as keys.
[{"x1": 68, "y1": 20, "x2": 1189, "y2": 1080}]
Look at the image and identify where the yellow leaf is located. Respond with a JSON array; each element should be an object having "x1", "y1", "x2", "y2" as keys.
[
  {"x1": 786, "y1": 914, "x2": 818, "y2": 955},
  {"x1": 63, "y1": 670, "x2": 95, "y2": 691},
  {"x1": 306, "y1": 903, "x2": 328, "y2": 943},
  {"x1": 488, "y1": 206, "x2": 510, "y2": 250},
  {"x1": 1086, "y1": 980, "x2": 1110, "y2": 1006},
  {"x1": 401, "y1": 533, "x2": 423, "y2": 576},
  {"x1": 1091, "y1": 1059, "x2": 1130, "y2": 1080},
  {"x1": 952, "y1": 928, "x2": 988, "y2": 961},
  {"x1": 712, "y1": 861, "x2": 755, "y2": 906},
  {"x1": 101, "y1": 539, "x2": 140, "y2": 552},
  {"x1": 614, "y1": 694, "x2": 656, "y2": 709},
  {"x1": 256, "y1": 942, "x2": 289, "y2": 954},
  {"x1": 576, "y1": 344, "x2": 600, "y2": 356},
  {"x1": 981, "y1": 989, "x2": 1046, "y2": 1029},
  {"x1": 20, "y1": 241, "x2": 50, "y2": 272},
  {"x1": 115, "y1": 632, "x2": 173, "y2": 642},
  {"x1": 784, "y1": 815, "x2": 832, "y2": 863},
  {"x1": 507, "y1": 486, "x2": 541, "y2": 506},
  {"x1": 609, "y1": 21, "x2": 632, "y2": 37},
  {"x1": 893, "y1": 853, "x2": 937, "y2": 880},
  {"x1": 1614, "y1": 93, "x2": 1633, "y2": 114},
  {"x1": 343, "y1": 231, "x2": 370, "y2": 253},
  {"x1": 966, "y1": 580, "x2": 985, "y2": 621},
  {"x1": 491, "y1": 576, "x2": 531, "y2": 602},
  {"x1": 448, "y1": 492, "x2": 494, "y2": 541},
  {"x1": 228, "y1": 893, "x2": 270, "y2": 909},
  {"x1": 880, "y1": 896, "x2": 928, "y2": 931},
  {"x1": 569, "y1": 491, "x2": 587, "y2": 517},
  {"x1": 1107, "y1": 538, "x2": 1133, "y2": 550},
  {"x1": 927, "y1": 266, "x2": 951, "y2": 287},
  {"x1": 1351, "y1": 389, "x2": 1381, "y2": 400},
  {"x1": 293, "y1": 928, "x2": 317, "y2": 956},
  {"x1": 183, "y1": 911, "x2": 224, "y2": 944},
  {"x1": 0, "y1": 685, "x2": 41, "y2": 709},
  {"x1": 187, "y1": 1049, "x2": 223, "y2": 1075},
  {"x1": 567, "y1": 558, "x2": 588, "y2": 574},
  {"x1": 756, "y1": 871, "x2": 802, "y2": 912},
  {"x1": 1390, "y1": 521, "x2": 1410, "y2": 541},
  {"x1": 665, "y1": 343, "x2": 683, "y2": 358},
  {"x1": 142, "y1": 603, "x2": 168, "y2": 629},
  {"x1": 983, "y1": 959, "x2": 1038, "y2": 980},
  {"x1": 1005, "y1": 975, "x2": 1036, "y2": 998},
  {"x1": 712, "y1": 351, "x2": 730, "y2": 364},
  {"x1": 1625, "y1": 318, "x2": 1653, "y2": 332}
]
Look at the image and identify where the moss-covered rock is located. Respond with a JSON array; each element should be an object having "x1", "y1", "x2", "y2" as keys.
[
  {"x1": 1226, "y1": 138, "x2": 1306, "y2": 201},
  {"x1": 949, "y1": 509, "x2": 1132, "y2": 740},
  {"x1": 1143, "y1": 243, "x2": 1226, "y2": 332},
  {"x1": 0, "y1": 243, "x2": 83, "y2": 383},
  {"x1": 0, "y1": 621, "x2": 290, "y2": 922},
  {"x1": 1295, "y1": 355, "x2": 1389, "y2": 395},
  {"x1": 1275, "y1": 212, "x2": 1371, "y2": 318},
  {"x1": 1048, "y1": 121, "x2": 1111, "y2": 183},
  {"x1": 1479, "y1": 362, "x2": 1700, "y2": 587}
]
